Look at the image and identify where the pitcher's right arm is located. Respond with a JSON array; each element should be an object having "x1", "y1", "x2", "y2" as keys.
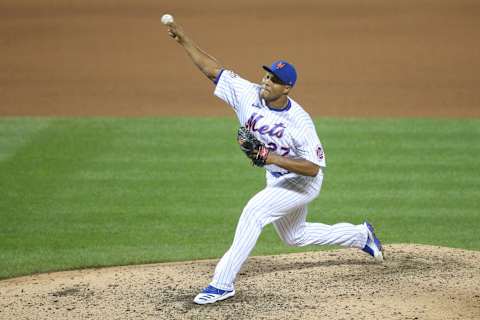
[{"x1": 164, "y1": 20, "x2": 223, "y2": 82}]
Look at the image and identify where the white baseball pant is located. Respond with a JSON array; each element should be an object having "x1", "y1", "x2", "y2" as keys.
[{"x1": 210, "y1": 174, "x2": 369, "y2": 291}]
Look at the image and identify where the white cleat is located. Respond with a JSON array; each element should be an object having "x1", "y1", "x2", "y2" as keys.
[
  {"x1": 193, "y1": 285, "x2": 235, "y2": 305},
  {"x1": 362, "y1": 221, "x2": 384, "y2": 261}
]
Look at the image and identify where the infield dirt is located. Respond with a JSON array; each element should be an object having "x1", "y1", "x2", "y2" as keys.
[
  {"x1": 1, "y1": 0, "x2": 479, "y2": 319},
  {"x1": 1, "y1": 0, "x2": 480, "y2": 117}
]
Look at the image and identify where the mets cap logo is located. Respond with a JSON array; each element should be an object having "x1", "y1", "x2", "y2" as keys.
[{"x1": 276, "y1": 62, "x2": 286, "y2": 69}]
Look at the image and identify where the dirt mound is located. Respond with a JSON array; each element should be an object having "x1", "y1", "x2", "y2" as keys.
[{"x1": 1, "y1": 244, "x2": 479, "y2": 320}]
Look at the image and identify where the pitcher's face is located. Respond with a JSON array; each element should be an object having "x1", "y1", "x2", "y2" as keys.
[{"x1": 260, "y1": 72, "x2": 290, "y2": 101}]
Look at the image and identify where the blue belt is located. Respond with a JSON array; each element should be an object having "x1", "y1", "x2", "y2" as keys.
[{"x1": 270, "y1": 171, "x2": 290, "y2": 178}]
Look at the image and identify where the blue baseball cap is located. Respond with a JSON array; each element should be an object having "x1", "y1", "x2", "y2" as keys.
[{"x1": 262, "y1": 60, "x2": 297, "y2": 87}]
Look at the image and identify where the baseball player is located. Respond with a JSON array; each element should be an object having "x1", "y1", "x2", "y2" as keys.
[{"x1": 162, "y1": 17, "x2": 384, "y2": 305}]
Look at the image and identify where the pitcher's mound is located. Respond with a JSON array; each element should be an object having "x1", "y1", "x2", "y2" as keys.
[{"x1": 1, "y1": 244, "x2": 479, "y2": 319}]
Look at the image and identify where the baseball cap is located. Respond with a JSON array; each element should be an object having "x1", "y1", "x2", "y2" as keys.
[{"x1": 262, "y1": 60, "x2": 297, "y2": 87}]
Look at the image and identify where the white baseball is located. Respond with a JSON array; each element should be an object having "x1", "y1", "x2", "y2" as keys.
[{"x1": 161, "y1": 14, "x2": 174, "y2": 25}]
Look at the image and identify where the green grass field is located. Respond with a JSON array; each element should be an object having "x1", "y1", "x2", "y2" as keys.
[{"x1": 0, "y1": 117, "x2": 479, "y2": 279}]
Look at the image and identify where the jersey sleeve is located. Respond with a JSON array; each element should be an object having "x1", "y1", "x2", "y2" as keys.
[
  {"x1": 295, "y1": 119, "x2": 326, "y2": 167},
  {"x1": 213, "y1": 69, "x2": 256, "y2": 112}
]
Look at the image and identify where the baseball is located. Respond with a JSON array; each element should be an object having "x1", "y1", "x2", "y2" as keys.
[{"x1": 161, "y1": 14, "x2": 174, "y2": 25}]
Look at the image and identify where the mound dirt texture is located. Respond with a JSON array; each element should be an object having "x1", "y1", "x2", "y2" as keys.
[{"x1": 1, "y1": 245, "x2": 480, "y2": 320}]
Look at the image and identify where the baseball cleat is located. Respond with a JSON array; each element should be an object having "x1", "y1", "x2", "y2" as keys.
[
  {"x1": 193, "y1": 285, "x2": 235, "y2": 305},
  {"x1": 362, "y1": 221, "x2": 384, "y2": 261}
]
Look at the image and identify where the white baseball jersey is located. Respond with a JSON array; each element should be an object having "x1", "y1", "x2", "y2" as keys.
[{"x1": 214, "y1": 69, "x2": 326, "y2": 190}]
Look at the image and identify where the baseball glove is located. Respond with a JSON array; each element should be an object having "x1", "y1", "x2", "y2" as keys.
[{"x1": 237, "y1": 127, "x2": 270, "y2": 167}]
